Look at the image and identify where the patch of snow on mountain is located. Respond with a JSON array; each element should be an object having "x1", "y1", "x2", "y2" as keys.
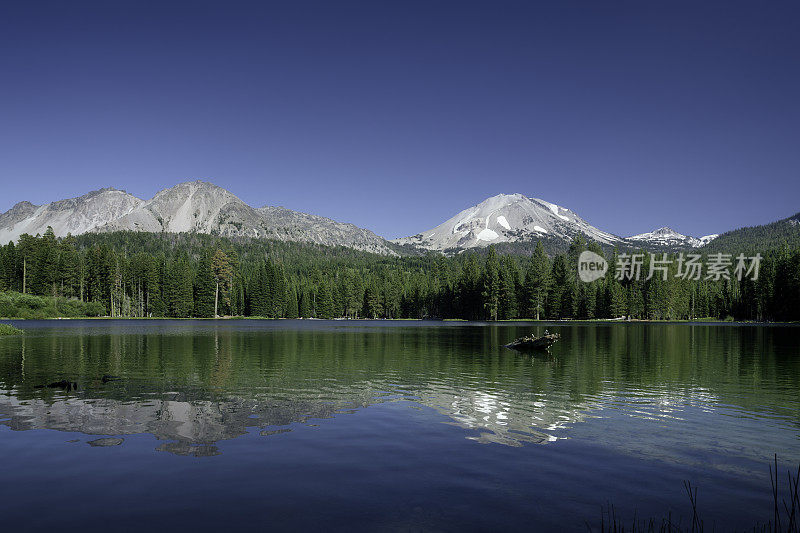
[
  {"x1": 699, "y1": 234, "x2": 719, "y2": 246},
  {"x1": 477, "y1": 228, "x2": 499, "y2": 241},
  {"x1": 547, "y1": 202, "x2": 570, "y2": 221},
  {"x1": 496, "y1": 215, "x2": 511, "y2": 230},
  {"x1": 475, "y1": 215, "x2": 499, "y2": 241},
  {"x1": 534, "y1": 226, "x2": 547, "y2": 233}
]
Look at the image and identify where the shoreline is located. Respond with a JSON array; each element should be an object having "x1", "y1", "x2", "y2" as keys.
[{"x1": 1, "y1": 316, "x2": 797, "y2": 325}]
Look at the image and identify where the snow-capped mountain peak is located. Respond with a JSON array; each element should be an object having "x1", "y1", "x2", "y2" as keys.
[
  {"x1": 393, "y1": 193, "x2": 623, "y2": 251},
  {"x1": 629, "y1": 226, "x2": 685, "y2": 240},
  {"x1": 628, "y1": 227, "x2": 717, "y2": 248},
  {"x1": 0, "y1": 184, "x2": 734, "y2": 255},
  {"x1": 698, "y1": 234, "x2": 719, "y2": 246}
]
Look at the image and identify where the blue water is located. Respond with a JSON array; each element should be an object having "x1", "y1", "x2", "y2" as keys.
[{"x1": 0, "y1": 320, "x2": 798, "y2": 531}]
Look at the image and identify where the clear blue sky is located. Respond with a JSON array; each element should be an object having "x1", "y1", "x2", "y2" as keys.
[{"x1": 1, "y1": 1, "x2": 798, "y2": 239}]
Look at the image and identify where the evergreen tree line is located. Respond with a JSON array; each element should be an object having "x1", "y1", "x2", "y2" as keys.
[{"x1": 1, "y1": 228, "x2": 798, "y2": 321}]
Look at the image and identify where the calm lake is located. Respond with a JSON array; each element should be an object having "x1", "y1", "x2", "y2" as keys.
[{"x1": 0, "y1": 320, "x2": 798, "y2": 531}]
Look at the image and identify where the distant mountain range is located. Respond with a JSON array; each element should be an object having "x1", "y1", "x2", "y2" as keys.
[
  {"x1": 0, "y1": 181, "x2": 397, "y2": 255},
  {"x1": 0, "y1": 182, "x2": 796, "y2": 255},
  {"x1": 626, "y1": 227, "x2": 718, "y2": 249},
  {"x1": 393, "y1": 193, "x2": 718, "y2": 253}
]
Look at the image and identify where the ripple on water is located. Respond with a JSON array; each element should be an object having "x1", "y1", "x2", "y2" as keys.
[{"x1": 0, "y1": 321, "x2": 798, "y2": 530}]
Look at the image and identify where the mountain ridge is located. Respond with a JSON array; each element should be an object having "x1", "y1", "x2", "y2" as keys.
[
  {"x1": 2, "y1": 183, "x2": 795, "y2": 256},
  {"x1": 0, "y1": 188, "x2": 144, "y2": 244},
  {"x1": 627, "y1": 226, "x2": 718, "y2": 249},
  {"x1": 0, "y1": 181, "x2": 397, "y2": 255},
  {"x1": 393, "y1": 193, "x2": 722, "y2": 253}
]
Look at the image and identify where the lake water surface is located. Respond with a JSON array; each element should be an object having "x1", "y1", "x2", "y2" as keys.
[{"x1": 0, "y1": 320, "x2": 798, "y2": 531}]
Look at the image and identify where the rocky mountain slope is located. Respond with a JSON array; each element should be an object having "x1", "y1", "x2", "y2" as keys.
[
  {"x1": 0, "y1": 188, "x2": 143, "y2": 244},
  {"x1": 627, "y1": 227, "x2": 718, "y2": 249},
  {"x1": 393, "y1": 193, "x2": 624, "y2": 252},
  {"x1": 0, "y1": 181, "x2": 396, "y2": 255},
  {"x1": 255, "y1": 205, "x2": 396, "y2": 254},
  {"x1": 98, "y1": 181, "x2": 257, "y2": 235},
  {"x1": 4, "y1": 183, "x2": 789, "y2": 257},
  {"x1": 394, "y1": 194, "x2": 732, "y2": 254}
]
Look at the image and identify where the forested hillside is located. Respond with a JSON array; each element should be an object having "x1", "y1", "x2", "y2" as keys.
[
  {"x1": 1, "y1": 228, "x2": 798, "y2": 321},
  {"x1": 702, "y1": 212, "x2": 800, "y2": 254}
]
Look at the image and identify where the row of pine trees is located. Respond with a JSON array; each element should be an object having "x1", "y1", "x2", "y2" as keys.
[{"x1": 0, "y1": 228, "x2": 798, "y2": 321}]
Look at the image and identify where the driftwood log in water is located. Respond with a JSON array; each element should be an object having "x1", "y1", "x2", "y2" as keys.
[{"x1": 504, "y1": 332, "x2": 560, "y2": 351}]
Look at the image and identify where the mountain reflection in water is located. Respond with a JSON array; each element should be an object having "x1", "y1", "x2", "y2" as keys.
[{"x1": 0, "y1": 320, "x2": 798, "y2": 459}]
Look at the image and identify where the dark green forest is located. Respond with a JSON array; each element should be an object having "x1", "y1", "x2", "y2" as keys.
[
  {"x1": 703, "y1": 212, "x2": 800, "y2": 254},
  {"x1": 1, "y1": 228, "x2": 799, "y2": 321}
]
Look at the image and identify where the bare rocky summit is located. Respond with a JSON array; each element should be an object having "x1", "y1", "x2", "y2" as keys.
[
  {"x1": 0, "y1": 181, "x2": 396, "y2": 255},
  {"x1": 0, "y1": 188, "x2": 143, "y2": 244},
  {"x1": 0, "y1": 183, "x2": 728, "y2": 255}
]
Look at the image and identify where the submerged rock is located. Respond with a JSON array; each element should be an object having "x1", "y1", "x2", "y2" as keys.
[
  {"x1": 34, "y1": 380, "x2": 78, "y2": 391},
  {"x1": 87, "y1": 437, "x2": 124, "y2": 447},
  {"x1": 156, "y1": 441, "x2": 220, "y2": 457},
  {"x1": 260, "y1": 428, "x2": 291, "y2": 437}
]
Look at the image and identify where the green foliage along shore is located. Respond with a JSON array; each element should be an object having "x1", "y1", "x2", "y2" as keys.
[
  {"x1": 0, "y1": 323, "x2": 24, "y2": 335},
  {"x1": 0, "y1": 291, "x2": 105, "y2": 319},
  {"x1": 0, "y1": 228, "x2": 799, "y2": 321}
]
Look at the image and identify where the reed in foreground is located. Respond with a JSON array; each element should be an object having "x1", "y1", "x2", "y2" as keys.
[{"x1": 589, "y1": 456, "x2": 800, "y2": 533}]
